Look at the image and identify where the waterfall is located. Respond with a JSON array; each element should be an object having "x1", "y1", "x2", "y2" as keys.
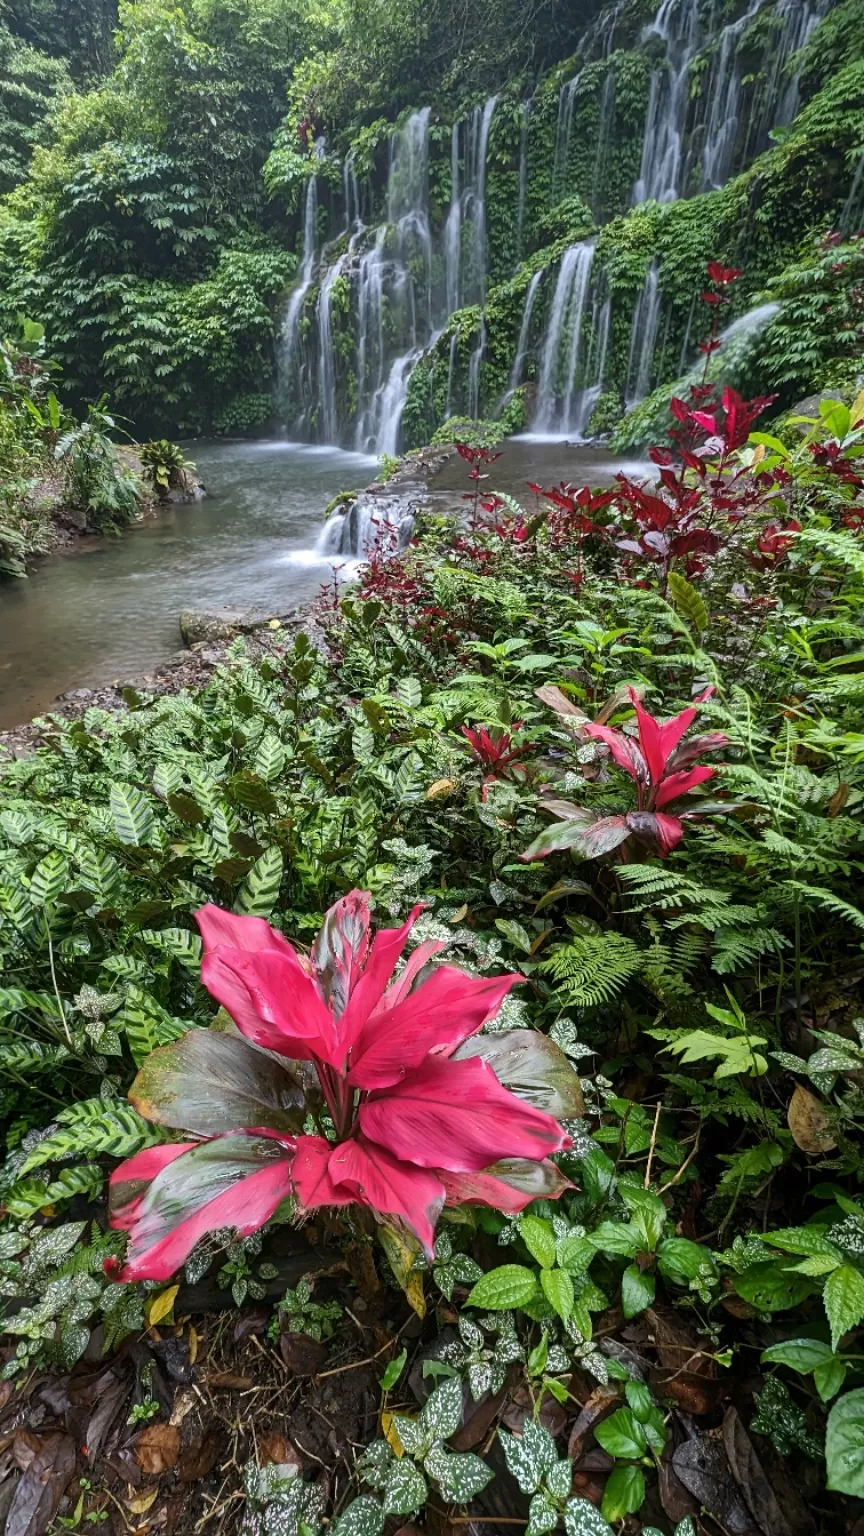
[
  {"x1": 533, "y1": 242, "x2": 596, "y2": 435},
  {"x1": 279, "y1": 141, "x2": 323, "y2": 418},
  {"x1": 515, "y1": 101, "x2": 531, "y2": 263},
  {"x1": 591, "y1": 72, "x2": 616, "y2": 217},
  {"x1": 552, "y1": 76, "x2": 580, "y2": 202},
  {"x1": 625, "y1": 263, "x2": 662, "y2": 406},
  {"x1": 571, "y1": 294, "x2": 611, "y2": 436},
  {"x1": 343, "y1": 152, "x2": 361, "y2": 229},
  {"x1": 444, "y1": 121, "x2": 462, "y2": 315},
  {"x1": 317, "y1": 490, "x2": 417, "y2": 560},
  {"x1": 632, "y1": 0, "x2": 699, "y2": 205},
  {"x1": 317, "y1": 259, "x2": 343, "y2": 445},
  {"x1": 465, "y1": 97, "x2": 498, "y2": 303},
  {"x1": 445, "y1": 332, "x2": 458, "y2": 420},
  {"x1": 504, "y1": 269, "x2": 544, "y2": 403},
  {"x1": 701, "y1": 0, "x2": 762, "y2": 191},
  {"x1": 468, "y1": 319, "x2": 486, "y2": 420}
]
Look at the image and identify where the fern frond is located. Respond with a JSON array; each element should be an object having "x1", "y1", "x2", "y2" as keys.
[{"x1": 540, "y1": 932, "x2": 643, "y2": 1007}]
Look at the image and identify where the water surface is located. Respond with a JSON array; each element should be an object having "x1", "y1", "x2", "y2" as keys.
[
  {"x1": 0, "y1": 437, "x2": 649, "y2": 730},
  {"x1": 0, "y1": 442, "x2": 376, "y2": 730}
]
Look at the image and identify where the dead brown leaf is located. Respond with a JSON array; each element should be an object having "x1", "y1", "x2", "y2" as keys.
[
  {"x1": 672, "y1": 1433, "x2": 761, "y2": 1535},
  {"x1": 650, "y1": 1367, "x2": 729, "y2": 1415},
  {"x1": 567, "y1": 1387, "x2": 619, "y2": 1460},
  {"x1": 134, "y1": 1423, "x2": 180, "y2": 1476},
  {"x1": 5, "y1": 1432, "x2": 76, "y2": 1536},
  {"x1": 723, "y1": 1407, "x2": 797, "y2": 1536},
  {"x1": 208, "y1": 1372, "x2": 254, "y2": 1390},
  {"x1": 178, "y1": 1432, "x2": 221, "y2": 1483},
  {"x1": 787, "y1": 1083, "x2": 837, "y2": 1154},
  {"x1": 11, "y1": 1430, "x2": 42, "y2": 1473},
  {"x1": 127, "y1": 1487, "x2": 159, "y2": 1516},
  {"x1": 257, "y1": 1434, "x2": 302, "y2": 1472},
  {"x1": 279, "y1": 1334, "x2": 328, "y2": 1377}
]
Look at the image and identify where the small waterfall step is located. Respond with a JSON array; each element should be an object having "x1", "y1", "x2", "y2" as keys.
[{"x1": 317, "y1": 487, "x2": 423, "y2": 559}]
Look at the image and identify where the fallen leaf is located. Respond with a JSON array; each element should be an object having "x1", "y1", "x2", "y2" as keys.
[
  {"x1": 448, "y1": 904, "x2": 469, "y2": 924},
  {"x1": 233, "y1": 1310, "x2": 269, "y2": 1344},
  {"x1": 382, "y1": 1411, "x2": 407, "y2": 1457},
  {"x1": 787, "y1": 1083, "x2": 837, "y2": 1155},
  {"x1": 188, "y1": 1326, "x2": 198, "y2": 1366},
  {"x1": 672, "y1": 1434, "x2": 760, "y2": 1535},
  {"x1": 11, "y1": 1431, "x2": 42, "y2": 1473},
  {"x1": 179, "y1": 1433, "x2": 221, "y2": 1483},
  {"x1": 452, "y1": 1370, "x2": 518, "y2": 1452},
  {"x1": 134, "y1": 1423, "x2": 180, "y2": 1476},
  {"x1": 279, "y1": 1333, "x2": 328, "y2": 1376},
  {"x1": 258, "y1": 1434, "x2": 302, "y2": 1474},
  {"x1": 150, "y1": 1337, "x2": 192, "y2": 1384},
  {"x1": 723, "y1": 1407, "x2": 796, "y2": 1536},
  {"x1": 378, "y1": 1224, "x2": 425, "y2": 1319},
  {"x1": 567, "y1": 1386, "x2": 619, "y2": 1459},
  {"x1": 5, "y1": 1433, "x2": 76, "y2": 1536},
  {"x1": 208, "y1": 1372, "x2": 253, "y2": 1390},
  {"x1": 148, "y1": 1285, "x2": 180, "y2": 1328},
  {"x1": 127, "y1": 1488, "x2": 159, "y2": 1516},
  {"x1": 650, "y1": 1367, "x2": 728, "y2": 1415}
]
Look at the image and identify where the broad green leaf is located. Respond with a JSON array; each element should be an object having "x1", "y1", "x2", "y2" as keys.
[
  {"x1": 139, "y1": 927, "x2": 203, "y2": 971},
  {"x1": 380, "y1": 1348, "x2": 408, "y2": 1392},
  {"x1": 824, "y1": 1264, "x2": 864, "y2": 1351},
  {"x1": 557, "y1": 1234, "x2": 596, "y2": 1274},
  {"x1": 235, "y1": 845, "x2": 283, "y2": 917},
  {"x1": 621, "y1": 1263, "x2": 655, "y2": 1318},
  {"x1": 113, "y1": 985, "x2": 188, "y2": 1066},
  {"x1": 110, "y1": 783, "x2": 154, "y2": 847},
  {"x1": 734, "y1": 1261, "x2": 817, "y2": 1313},
  {"x1": 763, "y1": 1225, "x2": 836, "y2": 1256},
  {"x1": 814, "y1": 1356, "x2": 848, "y2": 1402},
  {"x1": 29, "y1": 851, "x2": 69, "y2": 907},
  {"x1": 419, "y1": 1376, "x2": 463, "y2": 1441},
  {"x1": 330, "y1": 1496, "x2": 386, "y2": 1536},
  {"x1": 620, "y1": 1186, "x2": 666, "y2": 1250},
  {"x1": 465, "y1": 1265, "x2": 541, "y2": 1311},
  {"x1": 589, "y1": 1221, "x2": 641, "y2": 1259},
  {"x1": 520, "y1": 1214, "x2": 557, "y2": 1269},
  {"x1": 601, "y1": 1465, "x2": 645, "y2": 1522},
  {"x1": 540, "y1": 1266, "x2": 574, "y2": 1322},
  {"x1": 499, "y1": 1422, "x2": 558, "y2": 1495},
  {"x1": 658, "y1": 1237, "x2": 715, "y2": 1285},
  {"x1": 826, "y1": 1389, "x2": 864, "y2": 1497},
  {"x1": 594, "y1": 1407, "x2": 646, "y2": 1460},
  {"x1": 667, "y1": 571, "x2": 708, "y2": 633},
  {"x1": 423, "y1": 1446, "x2": 493, "y2": 1502},
  {"x1": 761, "y1": 1338, "x2": 836, "y2": 1374},
  {"x1": 382, "y1": 1458, "x2": 426, "y2": 1516},
  {"x1": 130, "y1": 1029, "x2": 306, "y2": 1137}
]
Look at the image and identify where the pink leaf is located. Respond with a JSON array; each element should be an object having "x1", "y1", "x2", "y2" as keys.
[
  {"x1": 349, "y1": 966, "x2": 520, "y2": 1090},
  {"x1": 377, "y1": 939, "x2": 448, "y2": 1012},
  {"x1": 108, "y1": 1135, "x2": 295, "y2": 1283},
  {"x1": 654, "y1": 765, "x2": 715, "y2": 807},
  {"x1": 336, "y1": 905, "x2": 424, "y2": 1058},
  {"x1": 206, "y1": 947, "x2": 340, "y2": 1064},
  {"x1": 328, "y1": 1135, "x2": 445, "y2": 1256},
  {"x1": 290, "y1": 1135, "x2": 355, "y2": 1211},
  {"x1": 312, "y1": 889, "x2": 372, "y2": 1018},
  {"x1": 359, "y1": 1056, "x2": 569, "y2": 1173},
  {"x1": 581, "y1": 721, "x2": 647, "y2": 783},
  {"x1": 108, "y1": 1143, "x2": 197, "y2": 1231}
]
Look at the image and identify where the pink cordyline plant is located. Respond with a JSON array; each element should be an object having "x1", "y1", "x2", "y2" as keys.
[
  {"x1": 106, "y1": 894, "x2": 580, "y2": 1281},
  {"x1": 462, "y1": 723, "x2": 531, "y2": 797},
  {"x1": 521, "y1": 687, "x2": 729, "y2": 861}
]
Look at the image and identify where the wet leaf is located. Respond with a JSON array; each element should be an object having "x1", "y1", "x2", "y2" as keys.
[
  {"x1": 6, "y1": 1433, "x2": 76, "y2": 1536},
  {"x1": 135, "y1": 1423, "x2": 180, "y2": 1476},
  {"x1": 148, "y1": 1284, "x2": 180, "y2": 1328}
]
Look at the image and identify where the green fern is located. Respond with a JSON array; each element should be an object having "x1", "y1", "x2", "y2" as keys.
[{"x1": 540, "y1": 932, "x2": 644, "y2": 1007}]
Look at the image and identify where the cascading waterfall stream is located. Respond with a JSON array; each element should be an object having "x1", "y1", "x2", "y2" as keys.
[
  {"x1": 632, "y1": 0, "x2": 699, "y2": 205},
  {"x1": 552, "y1": 77, "x2": 580, "y2": 203},
  {"x1": 503, "y1": 269, "x2": 544, "y2": 405},
  {"x1": 532, "y1": 242, "x2": 596, "y2": 437},
  {"x1": 625, "y1": 263, "x2": 663, "y2": 407}
]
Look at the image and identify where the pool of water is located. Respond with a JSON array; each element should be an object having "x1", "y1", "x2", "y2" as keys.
[
  {"x1": 0, "y1": 441, "x2": 378, "y2": 729},
  {"x1": 0, "y1": 436, "x2": 651, "y2": 730}
]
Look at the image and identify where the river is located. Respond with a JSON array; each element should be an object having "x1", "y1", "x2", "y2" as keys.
[{"x1": 0, "y1": 437, "x2": 646, "y2": 730}]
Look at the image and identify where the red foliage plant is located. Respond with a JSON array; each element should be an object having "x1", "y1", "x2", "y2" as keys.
[
  {"x1": 105, "y1": 895, "x2": 580, "y2": 1281},
  {"x1": 462, "y1": 723, "x2": 532, "y2": 797},
  {"x1": 522, "y1": 687, "x2": 729, "y2": 862}
]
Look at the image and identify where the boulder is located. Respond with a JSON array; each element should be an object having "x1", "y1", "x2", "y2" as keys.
[{"x1": 178, "y1": 607, "x2": 300, "y2": 647}]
